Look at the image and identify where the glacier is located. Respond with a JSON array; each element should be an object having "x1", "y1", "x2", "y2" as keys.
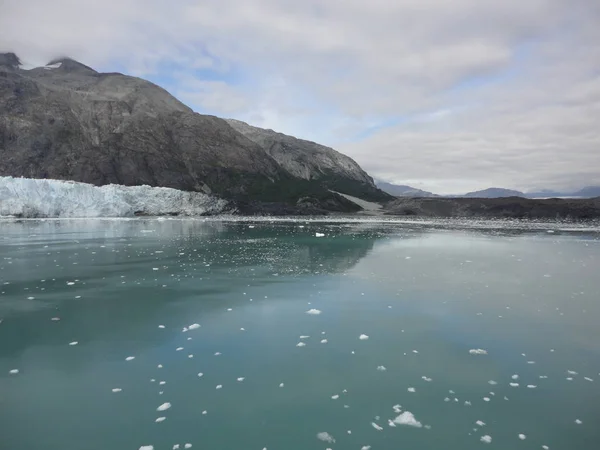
[{"x1": 0, "y1": 177, "x2": 230, "y2": 218}]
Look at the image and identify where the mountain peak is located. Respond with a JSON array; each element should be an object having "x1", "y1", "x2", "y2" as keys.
[
  {"x1": 0, "y1": 52, "x2": 21, "y2": 69},
  {"x1": 45, "y1": 57, "x2": 97, "y2": 74}
]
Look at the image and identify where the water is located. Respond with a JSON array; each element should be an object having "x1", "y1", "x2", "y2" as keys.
[{"x1": 1, "y1": 218, "x2": 599, "y2": 450}]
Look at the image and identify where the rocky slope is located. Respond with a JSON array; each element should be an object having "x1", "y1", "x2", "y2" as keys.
[
  {"x1": 384, "y1": 196, "x2": 600, "y2": 220},
  {"x1": 0, "y1": 52, "x2": 388, "y2": 214}
]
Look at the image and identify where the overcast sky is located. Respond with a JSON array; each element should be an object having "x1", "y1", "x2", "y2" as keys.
[{"x1": 2, "y1": 0, "x2": 599, "y2": 194}]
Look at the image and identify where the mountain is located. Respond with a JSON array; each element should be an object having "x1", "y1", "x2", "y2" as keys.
[
  {"x1": 0, "y1": 52, "x2": 388, "y2": 214},
  {"x1": 461, "y1": 188, "x2": 525, "y2": 198},
  {"x1": 375, "y1": 180, "x2": 438, "y2": 197},
  {"x1": 570, "y1": 186, "x2": 600, "y2": 198}
]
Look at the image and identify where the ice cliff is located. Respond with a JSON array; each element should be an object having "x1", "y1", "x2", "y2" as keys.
[{"x1": 0, "y1": 177, "x2": 229, "y2": 218}]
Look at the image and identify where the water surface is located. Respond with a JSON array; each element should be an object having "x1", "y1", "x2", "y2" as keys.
[{"x1": 1, "y1": 218, "x2": 599, "y2": 450}]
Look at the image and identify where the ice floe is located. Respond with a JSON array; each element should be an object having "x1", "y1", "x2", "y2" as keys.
[
  {"x1": 359, "y1": 334, "x2": 369, "y2": 340},
  {"x1": 306, "y1": 309, "x2": 322, "y2": 315},
  {"x1": 112, "y1": 388, "x2": 122, "y2": 393},
  {"x1": 518, "y1": 434, "x2": 526, "y2": 440},
  {"x1": 407, "y1": 387, "x2": 416, "y2": 393},
  {"x1": 377, "y1": 366, "x2": 387, "y2": 371},
  {"x1": 371, "y1": 422, "x2": 383, "y2": 431},
  {"x1": 316, "y1": 432, "x2": 335, "y2": 443},
  {"x1": 155, "y1": 417, "x2": 166, "y2": 423},
  {"x1": 469, "y1": 349, "x2": 488, "y2": 355},
  {"x1": 480, "y1": 435, "x2": 492, "y2": 443},
  {"x1": 393, "y1": 411, "x2": 422, "y2": 427},
  {"x1": 188, "y1": 323, "x2": 200, "y2": 330},
  {"x1": 157, "y1": 402, "x2": 171, "y2": 411},
  {"x1": 125, "y1": 356, "x2": 135, "y2": 361}
]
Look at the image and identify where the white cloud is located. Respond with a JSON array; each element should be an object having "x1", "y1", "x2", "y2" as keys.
[{"x1": 1, "y1": 0, "x2": 599, "y2": 192}]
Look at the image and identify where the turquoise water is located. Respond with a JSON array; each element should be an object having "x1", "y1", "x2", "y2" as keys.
[{"x1": 1, "y1": 218, "x2": 599, "y2": 450}]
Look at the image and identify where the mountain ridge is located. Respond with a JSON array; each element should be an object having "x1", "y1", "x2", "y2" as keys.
[{"x1": 0, "y1": 52, "x2": 389, "y2": 214}]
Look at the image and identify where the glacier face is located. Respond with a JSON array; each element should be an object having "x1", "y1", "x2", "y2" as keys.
[{"x1": 0, "y1": 177, "x2": 230, "y2": 218}]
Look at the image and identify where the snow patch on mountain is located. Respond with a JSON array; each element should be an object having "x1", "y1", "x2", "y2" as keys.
[{"x1": 0, "y1": 177, "x2": 229, "y2": 218}]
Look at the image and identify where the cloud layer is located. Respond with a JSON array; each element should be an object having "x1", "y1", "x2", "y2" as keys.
[{"x1": 2, "y1": 0, "x2": 599, "y2": 193}]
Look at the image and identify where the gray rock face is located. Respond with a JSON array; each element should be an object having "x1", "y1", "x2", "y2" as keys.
[
  {"x1": 226, "y1": 119, "x2": 389, "y2": 202},
  {"x1": 0, "y1": 53, "x2": 388, "y2": 211}
]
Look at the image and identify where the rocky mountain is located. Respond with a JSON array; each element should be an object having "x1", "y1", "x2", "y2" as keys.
[
  {"x1": 0, "y1": 52, "x2": 388, "y2": 214},
  {"x1": 375, "y1": 180, "x2": 437, "y2": 197},
  {"x1": 461, "y1": 187, "x2": 525, "y2": 198}
]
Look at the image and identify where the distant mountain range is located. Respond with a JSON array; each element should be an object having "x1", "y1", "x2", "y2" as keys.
[
  {"x1": 375, "y1": 181, "x2": 438, "y2": 197},
  {"x1": 376, "y1": 181, "x2": 600, "y2": 199}
]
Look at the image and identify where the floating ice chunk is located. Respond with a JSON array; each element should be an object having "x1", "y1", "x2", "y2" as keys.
[
  {"x1": 361, "y1": 446, "x2": 371, "y2": 450},
  {"x1": 465, "y1": 401, "x2": 472, "y2": 406},
  {"x1": 216, "y1": 385, "x2": 222, "y2": 390},
  {"x1": 306, "y1": 309, "x2": 322, "y2": 315},
  {"x1": 197, "y1": 373, "x2": 203, "y2": 377},
  {"x1": 202, "y1": 410, "x2": 207, "y2": 415},
  {"x1": 296, "y1": 342, "x2": 306, "y2": 347},
  {"x1": 69, "y1": 341, "x2": 78, "y2": 346},
  {"x1": 359, "y1": 334, "x2": 369, "y2": 340},
  {"x1": 567, "y1": 370, "x2": 578, "y2": 375},
  {"x1": 188, "y1": 355, "x2": 193, "y2": 358},
  {"x1": 377, "y1": 366, "x2": 387, "y2": 371},
  {"x1": 422, "y1": 376, "x2": 432, "y2": 382},
  {"x1": 527, "y1": 385, "x2": 537, "y2": 389},
  {"x1": 408, "y1": 387, "x2": 416, "y2": 393},
  {"x1": 331, "y1": 394, "x2": 339, "y2": 400},
  {"x1": 214, "y1": 352, "x2": 221, "y2": 356},
  {"x1": 112, "y1": 388, "x2": 122, "y2": 393},
  {"x1": 483, "y1": 397, "x2": 490, "y2": 402},
  {"x1": 173, "y1": 445, "x2": 179, "y2": 450},
  {"x1": 299, "y1": 335, "x2": 310, "y2": 339},
  {"x1": 279, "y1": 383, "x2": 284, "y2": 387},
  {"x1": 158, "y1": 325, "x2": 165, "y2": 329},
  {"x1": 155, "y1": 417, "x2": 166, "y2": 423},
  {"x1": 488, "y1": 380, "x2": 497, "y2": 385},
  {"x1": 321, "y1": 339, "x2": 328, "y2": 344},
  {"x1": 393, "y1": 411, "x2": 422, "y2": 427},
  {"x1": 237, "y1": 377, "x2": 245, "y2": 382},
  {"x1": 575, "y1": 419, "x2": 582, "y2": 424},
  {"x1": 67, "y1": 282, "x2": 75, "y2": 285},
  {"x1": 476, "y1": 420, "x2": 486, "y2": 426},
  {"x1": 139, "y1": 446, "x2": 154, "y2": 450},
  {"x1": 176, "y1": 347, "x2": 184, "y2": 351},
  {"x1": 510, "y1": 383, "x2": 519, "y2": 387},
  {"x1": 188, "y1": 324, "x2": 200, "y2": 330},
  {"x1": 412, "y1": 350, "x2": 419, "y2": 354},
  {"x1": 315, "y1": 233, "x2": 325, "y2": 237},
  {"x1": 480, "y1": 435, "x2": 492, "y2": 444},
  {"x1": 542, "y1": 446, "x2": 549, "y2": 450},
  {"x1": 125, "y1": 356, "x2": 135, "y2": 361},
  {"x1": 518, "y1": 434, "x2": 526, "y2": 440},
  {"x1": 158, "y1": 364, "x2": 163, "y2": 368},
  {"x1": 469, "y1": 349, "x2": 488, "y2": 355},
  {"x1": 316, "y1": 432, "x2": 335, "y2": 443},
  {"x1": 371, "y1": 422, "x2": 383, "y2": 431},
  {"x1": 388, "y1": 419, "x2": 396, "y2": 427},
  {"x1": 527, "y1": 361, "x2": 535, "y2": 364},
  {"x1": 51, "y1": 317, "x2": 60, "y2": 321},
  {"x1": 157, "y1": 402, "x2": 171, "y2": 411},
  {"x1": 584, "y1": 377, "x2": 593, "y2": 382},
  {"x1": 159, "y1": 381, "x2": 166, "y2": 385},
  {"x1": 512, "y1": 374, "x2": 519, "y2": 380},
  {"x1": 444, "y1": 397, "x2": 450, "y2": 402},
  {"x1": 184, "y1": 444, "x2": 191, "y2": 449},
  {"x1": 393, "y1": 404, "x2": 402, "y2": 413}
]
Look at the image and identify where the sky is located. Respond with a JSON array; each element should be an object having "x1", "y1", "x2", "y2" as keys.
[{"x1": 1, "y1": 0, "x2": 599, "y2": 194}]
